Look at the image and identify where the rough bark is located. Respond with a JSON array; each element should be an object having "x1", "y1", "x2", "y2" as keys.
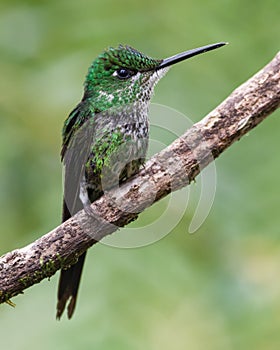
[{"x1": 0, "y1": 52, "x2": 280, "y2": 304}]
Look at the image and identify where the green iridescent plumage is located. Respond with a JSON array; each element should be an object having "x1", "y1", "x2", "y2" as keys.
[
  {"x1": 86, "y1": 45, "x2": 162, "y2": 86},
  {"x1": 56, "y1": 42, "x2": 226, "y2": 319},
  {"x1": 57, "y1": 45, "x2": 166, "y2": 320},
  {"x1": 82, "y1": 45, "x2": 163, "y2": 111}
]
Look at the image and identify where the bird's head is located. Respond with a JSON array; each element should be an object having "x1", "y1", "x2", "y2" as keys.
[{"x1": 83, "y1": 43, "x2": 227, "y2": 111}]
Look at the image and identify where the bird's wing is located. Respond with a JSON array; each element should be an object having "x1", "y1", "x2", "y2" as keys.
[
  {"x1": 61, "y1": 104, "x2": 95, "y2": 217},
  {"x1": 57, "y1": 104, "x2": 95, "y2": 319}
]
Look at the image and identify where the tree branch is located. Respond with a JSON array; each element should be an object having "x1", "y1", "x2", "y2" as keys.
[{"x1": 1, "y1": 52, "x2": 280, "y2": 304}]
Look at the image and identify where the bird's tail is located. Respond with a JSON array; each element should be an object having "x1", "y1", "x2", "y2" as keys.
[
  {"x1": 56, "y1": 252, "x2": 86, "y2": 319},
  {"x1": 56, "y1": 200, "x2": 86, "y2": 320}
]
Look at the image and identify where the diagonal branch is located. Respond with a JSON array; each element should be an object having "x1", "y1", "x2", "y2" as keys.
[{"x1": 1, "y1": 52, "x2": 280, "y2": 304}]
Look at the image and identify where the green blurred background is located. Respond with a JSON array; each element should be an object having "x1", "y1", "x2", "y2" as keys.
[{"x1": 1, "y1": 0, "x2": 280, "y2": 349}]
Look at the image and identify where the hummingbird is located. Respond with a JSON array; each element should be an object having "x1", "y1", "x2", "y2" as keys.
[{"x1": 56, "y1": 42, "x2": 226, "y2": 319}]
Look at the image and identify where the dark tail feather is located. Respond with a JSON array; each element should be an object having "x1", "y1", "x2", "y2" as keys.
[
  {"x1": 56, "y1": 252, "x2": 86, "y2": 319},
  {"x1": 56, "y1": 200, "x2": 86, "y2": 320}
]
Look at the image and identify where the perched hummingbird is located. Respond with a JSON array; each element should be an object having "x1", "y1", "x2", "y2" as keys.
[{"x1": 56, "y1": 42, "x2": 226, "y2": 319}]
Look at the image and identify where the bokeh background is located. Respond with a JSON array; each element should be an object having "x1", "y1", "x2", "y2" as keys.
[{"x1": 1, "y1": 0, "x2": 280, "y2": 349}]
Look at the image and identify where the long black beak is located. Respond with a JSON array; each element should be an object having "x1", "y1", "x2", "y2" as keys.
[{"x1": 157, "y1": 42, "x2": 227, "y2": 70}]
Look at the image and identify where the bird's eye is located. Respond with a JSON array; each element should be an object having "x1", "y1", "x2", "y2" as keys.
[{"x1": 113, "y1": 68, "x2": 135, "y2": 79}]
